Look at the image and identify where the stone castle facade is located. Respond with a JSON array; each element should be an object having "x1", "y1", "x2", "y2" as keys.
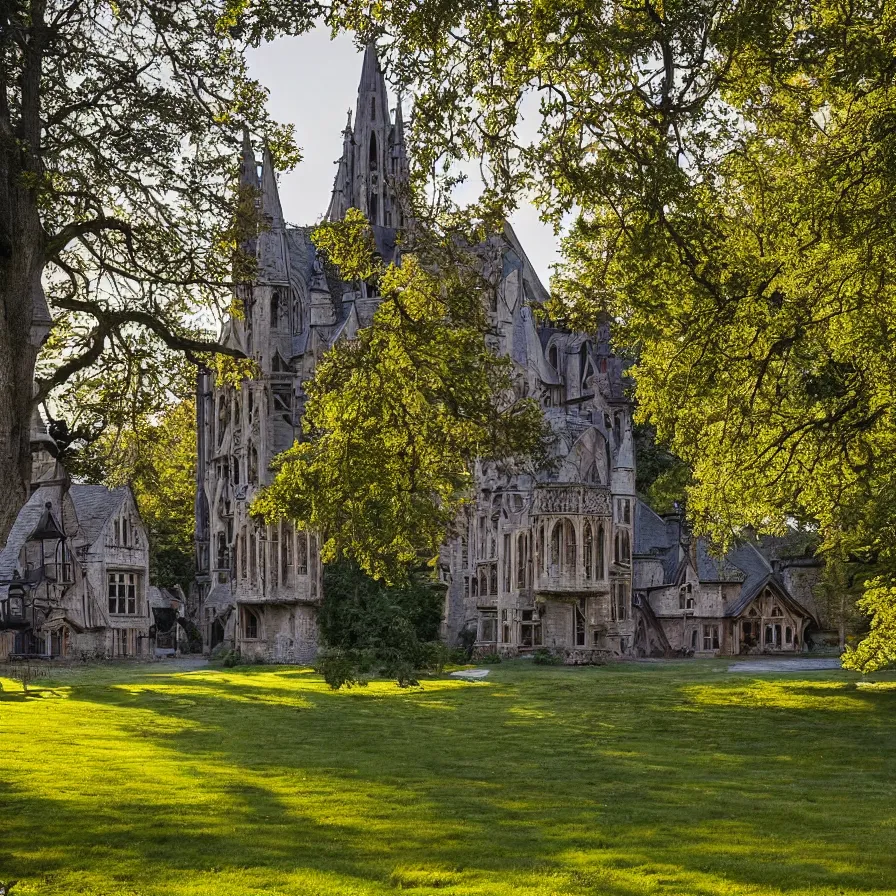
[{"x1": 194, "y1": 46, "x2": 819, "y2": 663}]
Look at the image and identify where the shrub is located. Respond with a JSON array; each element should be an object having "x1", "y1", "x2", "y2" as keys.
[
  {"x1": 316, "y1": 560, "x2": 445, "y2": 688},
  {"x1": 533, "y1": 648, "x2": 561, "y2": 666},
  {"x1": 222, "y1": 649, "x2": 242, "y2": 668},
  {"x1": 477, "y1": 652, "x2": 503, "y2": 665},
  {"x1": 315, "y1": 649, "x2": 366, "y2": 690}
]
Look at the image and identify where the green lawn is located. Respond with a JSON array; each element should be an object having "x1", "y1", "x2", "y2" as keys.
[{"x1": 1, "y1": 660, "x2": 895, "y2": 896}]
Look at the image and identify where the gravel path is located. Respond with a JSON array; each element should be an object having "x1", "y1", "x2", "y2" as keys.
[{"x1": 727, "y1": 658, "x2": 842, "y2": 673}]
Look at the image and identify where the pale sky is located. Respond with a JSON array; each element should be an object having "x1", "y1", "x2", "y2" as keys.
[{"x1": 246, "y1": 27, "x2": 561, "y2": 288}]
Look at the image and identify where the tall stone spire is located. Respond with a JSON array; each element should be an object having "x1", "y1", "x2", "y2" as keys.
[
  {"x1": 390, "y1": 94, "x2": 410, "y2": 228},
  {"x1": 327, "y1": 42, "x2": 408, "y2": 228},
  {"x1": 240, "y1": 128, "x2": 259, "y2": 192},
  {"x1": 236, "y1": 129, "x2": 260, "y2": 264},
  {"x1": 257, "y1": 144, "x2": 288, "y2": 283},
  {"x1": 326, "y1": 111, "x2": 354, "y2": 222}
]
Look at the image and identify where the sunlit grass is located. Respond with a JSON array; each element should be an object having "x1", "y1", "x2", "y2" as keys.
[{"x1": 1, "y1": 660, "x2": 895, "y2": 895}]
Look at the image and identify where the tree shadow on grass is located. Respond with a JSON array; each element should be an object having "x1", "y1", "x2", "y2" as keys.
[{"x1": 2, "y1": 665, "x2": 896, "y2": 895}]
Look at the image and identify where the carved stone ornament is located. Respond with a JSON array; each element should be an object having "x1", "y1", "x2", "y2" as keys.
[{"x1": 534, "y1": 485, "x2": 611, "y2": 516}]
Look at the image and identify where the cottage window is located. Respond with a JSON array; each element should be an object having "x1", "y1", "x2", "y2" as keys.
[
  {"x1": 703, "y1": 624, "x2": 720, "y2": 651},
  {"x1": 479, "y1": 612, "x2": 497, "y2": 643},
  {"x1": 574, "y1": 597, "x2": 587, "y2": 646},
  {"x1": 108, "y1": 572, "x2": 138, "y2": 615},
  {"x1": 678, "y1": 583, "x2": 692, "y2": 610},
  {"x1": 244, "y1": 608, "x2": 259, "y2": 640},
  {"x1": 691, "y1": 629, "x2": 698, "y2": 650},
  {"x1": 520, "y1": 609, "x2": 542, "y2": 647},
  {"x1": 785, "y1": 625, "x2": 793, "y2": 645}
]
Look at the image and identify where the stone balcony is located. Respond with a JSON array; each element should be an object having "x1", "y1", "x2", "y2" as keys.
[
  {"x1": 534, "y1": 570, "x2": 611, "y2": 596},
  {"x1": 532, "y1": 484, "x2": 612, "y2": 517}
]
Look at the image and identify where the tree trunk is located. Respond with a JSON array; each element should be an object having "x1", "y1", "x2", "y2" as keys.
[
  {"x1": 0, "y1": 149, "x2": 43, "y2": 547},
  {"x1": 0, "y1": 0, "x2": 49, "y2": 548}
]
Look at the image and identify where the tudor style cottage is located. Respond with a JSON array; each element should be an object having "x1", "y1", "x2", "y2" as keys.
[
  {"x1": 195, "y1": 44, "x2": 818, "y2": 662},
  {"x1": 0, "y1": 413, "x2": 155, "y2": 660}
]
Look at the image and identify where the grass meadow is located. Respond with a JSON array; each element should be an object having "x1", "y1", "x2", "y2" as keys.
[{"x1": 1, "y1": 659, "x2": 895, "y2": 896}]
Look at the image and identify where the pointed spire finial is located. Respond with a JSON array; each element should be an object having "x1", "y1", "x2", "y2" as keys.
[{"x1": 260, "y1": 142, "x2": 283, "y2": 228}]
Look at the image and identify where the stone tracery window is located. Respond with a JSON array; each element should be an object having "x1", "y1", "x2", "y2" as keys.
[
  {"x1": 583, "y1": 522, "x2": 594, "y2": 580},
  {"x1": 563, "y1": 520, "x2": 576, "y2": 572},
  {"x1": 517, "y1": 533, "x2": 527, "y2": 589},
  {"x1": 296, "y1": 530, "x2": 308, "y2": 575}
]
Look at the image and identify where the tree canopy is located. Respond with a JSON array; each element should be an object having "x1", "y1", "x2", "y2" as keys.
[
  {"x1": 323, "y1": 0, "x2": 896, "y2": 668},
  {"x1": 252, "y1": 210, "x2": 550, "y2": 583},
  {"x1": 0, "y1": 0, "x2": 316, "y2": 543},
  {"x1": 71, "y1": 396, "x2": 198, "y2": 592}
]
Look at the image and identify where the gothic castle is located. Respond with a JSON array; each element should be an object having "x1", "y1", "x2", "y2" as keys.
[{"x1": 194, "y1": 46, "x2": 821, "y2": 663}]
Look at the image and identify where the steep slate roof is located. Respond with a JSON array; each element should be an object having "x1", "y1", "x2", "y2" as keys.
[
  {"x1": 0, "y1": 486, "x2": 59, "y2": 583},
  {"x1": 205, "y1": 583, "x2": 235, "y2": 612},
  {"x1": 69, "y1": 484, "x2": 129, "y2": 546},
  {"x1": 695, "y1": 539, "x2": 747, "y2": 583},
  {"x1": 634, "y1": 499, "x2": 680, "y2": 581}
]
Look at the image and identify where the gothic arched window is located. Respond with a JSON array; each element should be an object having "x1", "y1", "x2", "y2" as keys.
[
  {"x1": 563, "y1": 519, "x2": 577, "y2": 572},
  {"x1": 517, "y1": 533, "x2": 527, "y2": 589},
  {"x1": 583, "y1": 522, "x2": 593, "y2": 580}
]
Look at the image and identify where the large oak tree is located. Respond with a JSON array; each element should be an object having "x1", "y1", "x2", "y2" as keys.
[
  {"x1": 0, "y1": 0, "x2": 314, "y2": 543},
  {"x1": 325, "y1": 0, "x2": 896, "y2": 666}
]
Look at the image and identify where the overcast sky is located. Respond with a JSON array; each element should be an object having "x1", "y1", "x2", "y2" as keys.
[{"x1": 246, "y1": 27, "x2": 561, "y2": 288}]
